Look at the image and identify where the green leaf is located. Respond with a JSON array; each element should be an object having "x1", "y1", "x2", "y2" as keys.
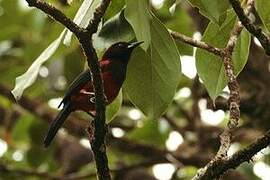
[
  {"x1": 26, "y1": 146, "x2": 49, "y2": 167},
  {"x1": 125, "y1": 0, "x2": 152, "y2": 50},
  {"x1": 11, "y1": 30, "x2": 67, "y2": 101},
  {"x1": 106, "y1": 90, "x2": 122, "y2": 122},
  {"x1": 232, "y1": 29, "x2": 251, "y2": 74},
  {"x1": 187, "y1": 0, "x2": 230, "y2": 24},
  {"x1": 29, "y1": 119, "x2": 48, "y2": 146},
  {"x1": 12, "y1": 115, "x2": 35, "y2": 144},
  {"x1": 104, "y1": 0, "x2": 125, "y2": 20},
  {"x1": 127, "y1": 119, "x2": 169, "y2": 146},
  {"x1": 124, "y1": 1, "x2": 181, "y2": 119},
  {"x1": 94, "y1": 10, "x2": 135, "y2": 51},
  {"x1": 256, "y1": 0, "x2": 270, "y2": 33},
  {"x1": 196, "y1": 11, "x2": 250, "y2": 99}
]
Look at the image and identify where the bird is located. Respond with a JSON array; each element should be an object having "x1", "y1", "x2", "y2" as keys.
[{"x1": 44, "y1": 41, "x2": 143, "y2": 147}]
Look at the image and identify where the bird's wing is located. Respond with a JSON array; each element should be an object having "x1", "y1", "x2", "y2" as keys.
[
  {"x1": 58, "y1": 61, "x2": 111, "y2": 108},
  {"x1": 58, "y1": 69, "x2": 92, "y2": 108}
]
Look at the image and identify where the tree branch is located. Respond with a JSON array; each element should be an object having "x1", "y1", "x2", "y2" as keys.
[
  {"x1": 0, "y1": 163, "x2": 59, "y2": 180},
  {"x1": 193, "y1": 1, "x2": 254, "y2": 179},
  {"x1": 170, "y1": 30, "x2": 224, "y2": 57},
  {"x1": 25, "y1": 0, "x2": 85, "y2": 36},
  {"x1": 215, "y1": 22, "x2": 243, "y2": 159},
  {"x1": 196, "y1": 129, "x2": 270, "y2": 180},
  {"x1": 229, "y1": 0, "x2": 270, "y2": 56},
  {"x1": 78, "y1": 0, "x2": 111, "y2": 179},
  {"x1": 24, "y1": 0, "x2": 112, "y2": 179}
]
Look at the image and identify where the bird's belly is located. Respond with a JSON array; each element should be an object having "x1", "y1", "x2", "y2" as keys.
[
  {"x1": 103, "y1": 72, "x2": 121, "y2": 103},
  {"x1": 71, "y1": 91, "x2": 95, "y2": 112},
  {"x1": 70, "y1": 72, "x2": 121, "y2": 113}
]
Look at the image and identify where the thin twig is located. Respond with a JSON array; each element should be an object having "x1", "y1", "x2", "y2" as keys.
[
  {"x1": 25, "y1": 0, "x2": 85, "y2": 36},
  {"x1": 170, "y1": 30, "x2": 224, "y2": 57},
  {"x1": 229, "y1": 0, "x2": 270, "y2": 56}
]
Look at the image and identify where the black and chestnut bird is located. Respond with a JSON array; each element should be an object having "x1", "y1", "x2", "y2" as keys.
[{"x1": 44, "y1": 41, "x2": 143, "y2": 147}]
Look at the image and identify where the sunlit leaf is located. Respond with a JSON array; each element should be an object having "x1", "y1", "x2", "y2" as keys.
[
  {"x1": 106, "y1": 90, "x2": 122, "y2": 122},
  {"x1": 256, "y1": 0, "x2": 270, "y2": 33},
  {"x1": 196, "y1": 11, "x2": 250, "y2": 99},
  {"x1": 11, "y1": 30, "x2": 67, "y2": 100}
]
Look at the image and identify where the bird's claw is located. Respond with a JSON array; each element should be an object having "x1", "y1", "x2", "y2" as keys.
[
  {"x1": 81, "y1": 89, "x2": 108, "y2": 104},
  {"x1": 89, "y1": 97, "x2": 95, "y2": 103}
]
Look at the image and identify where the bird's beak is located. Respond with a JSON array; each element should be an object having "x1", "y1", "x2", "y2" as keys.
[{"x1": 127, "y1": 41, "x2": 144, "y2": 49}]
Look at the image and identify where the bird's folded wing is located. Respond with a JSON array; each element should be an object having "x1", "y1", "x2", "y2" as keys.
[{"x1": 58, "y1": 69, "x2": 92, "y2": 108}]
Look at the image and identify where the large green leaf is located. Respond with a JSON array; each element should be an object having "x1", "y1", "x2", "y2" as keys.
[
  {"x1": 124, "y1": 1, "x2": 181, "y2": 119},
  {"x1": 188, "y1": 0, "x2": 230, "y2": 25},
  {"x1": 256, "y1": 0, "x2": 270, "y2": 33},
  {"x1": 196, "y1": 11, "x2": 251, "y2": 100},
  {"x1": 11, "y1": 30, "x2": 67, "y2": 100},
  {"x1": 106, "y1": 90, "x2": 122, "y2": 122},
  {"x1": 125, "y1": 0, "x2": 151, "y2": 50}
]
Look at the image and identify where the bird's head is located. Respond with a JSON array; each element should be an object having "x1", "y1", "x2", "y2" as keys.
[{"x1": 102, "y1": 41, "x2": 143, "y2": 63}]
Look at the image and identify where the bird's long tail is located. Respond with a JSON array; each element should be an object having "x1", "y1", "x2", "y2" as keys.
[{"x1": 44, "y1": 102, "x2": 73, "y2": 147}]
